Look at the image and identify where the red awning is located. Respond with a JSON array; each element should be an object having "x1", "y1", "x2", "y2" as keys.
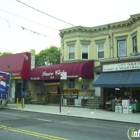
[
  {"x1": 30, "y1": 60, "x2": 94, "y2": 80},
  {"x1": 0, "y1": 52, "x2": 31, "y2": 79}
]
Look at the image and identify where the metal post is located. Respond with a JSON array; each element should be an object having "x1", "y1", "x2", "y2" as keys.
[
  {"x1": 22, "y1": 98, "x2": 25, "y2": 109},
  {"x1": 22, "y1": 98, "x2": 24, "y2": 108},
  {"x1": 16, "y1": 98, "x2": 18, "y2": 108},
  {"x1": 59, "y1": 90, "x2": 61, "y2": 113}
]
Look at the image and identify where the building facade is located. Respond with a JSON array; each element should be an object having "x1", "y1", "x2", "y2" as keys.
[
  {"x1": 29, "y1": 60, "x2": 94, "y2": 105},
  {"x1": 2, "y1": 13, "x2": 139, "y2": 107},
  {"x1": 59, "y1": 13, "x2": 140, "y2": 107},
  {"x1": 0, "y1": 52, "x2": 31, "y2": 103}
]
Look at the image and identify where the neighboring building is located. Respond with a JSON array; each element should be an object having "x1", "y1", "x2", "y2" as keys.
[
  {"x1": 0, "y1": 52, "x2": 31, "y2": 103},
  {"x1": 59, "y1": 13, "x2": 140, "y2": 107},
  {"x1": 5, "y1": 13, "x2": 139, "y2": 108},
  {"x1": 93, "y1": 57, "x2": 140, "y2": 110},
  {"x1": 29, "y1": 60, "x2": 94, "y2": 105}
]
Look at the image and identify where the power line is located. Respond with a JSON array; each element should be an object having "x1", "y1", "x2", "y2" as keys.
[
  {"x1": 16, "y1": 0, "x2": 75, "y2": 27},
  {"x1": 0, "y1": 16, "x2": 59, "y2": 40},
  {"x1": 0, "y1": 9, "x2": 58, "y2": 31},
  {"x1": 0, "y1": 46, "x2": 13, "y2": 53}
]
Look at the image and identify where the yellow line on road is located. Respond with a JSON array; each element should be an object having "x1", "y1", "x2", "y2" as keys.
[{"x1": 0, "y1": 125, "x2": 69, "y2": 140}]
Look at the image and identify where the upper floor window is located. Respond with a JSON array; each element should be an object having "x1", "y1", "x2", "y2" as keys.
[
  {"x1": 117, "y1": 40, "x2": 126, "y2": 57},
  {"x1": 80, "y1": 40, "x2": 91, "y2": 59},
  {"x1": 131, "y1": 32, "x2": 137, "y2": 54},
  {"x1": 66, "y1": 41, "x2": 76, "y2": 60},
  {"x1": 82, "y1": 45, "x2": 88, "y2": 59},
  {"x1": 68, "y1": 45, "x2": 75, "y2": 59},
  {"x1": 97, "y1": 43, "x2": 104, "y2": 58},
  {"x1": 95, "y1": 39, "x2": 105, "y2": 59},
  {"x1": 115, "y1": 35, "x2": 128, "y2": 57},
  {"x1": 68, "y1": 78, "x2": 75, "y2": 88},
  {"x1": 133, "y1": 37, "x2": 137, "y2": 53}
]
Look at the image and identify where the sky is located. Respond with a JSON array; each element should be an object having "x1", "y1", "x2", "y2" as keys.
[{"x1": 0, "y1": 0, "x2": 140, "y2": 54}]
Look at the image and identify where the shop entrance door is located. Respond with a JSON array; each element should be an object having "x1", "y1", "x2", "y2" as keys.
[{"x1": 15, "y1": 83, "x2": 22, "y2": 103}]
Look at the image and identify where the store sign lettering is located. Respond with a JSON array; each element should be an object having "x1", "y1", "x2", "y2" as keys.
[
  {"x1": 12, "y1": 73, "x2": 20, "y2": 76},
  {"x1": 103, "y1": 61, "x2": 140, "y2": 72},
  {"x1": 42, "y1": 70, "x2": 65, "y2": 78},
  {"x1": 42, "y1": 71, "x2": 53, "y2": 76},
  {"x1": 55, "y1": 70, "x2": 61, "y2": 75}
]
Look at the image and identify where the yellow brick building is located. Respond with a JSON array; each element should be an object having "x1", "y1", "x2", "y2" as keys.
[{"x1": 59, "y1": 13, "x2": 140, "y2": 107}]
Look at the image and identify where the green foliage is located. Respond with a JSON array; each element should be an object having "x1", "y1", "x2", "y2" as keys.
[
  {"x1": 35, "y1": 46, "x2": 60, "y2": 67},
  {"x1": 0, "y1": 52, "x2": 13, "y2": 56},
  {"x1": 42, "y1": 91, "x2": 49, "y2": 100},
  {"x1": 26, "y1": 90, "x2": 32, "y2": 100}
]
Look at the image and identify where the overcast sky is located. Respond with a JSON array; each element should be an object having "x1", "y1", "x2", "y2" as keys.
[{"x1": 0, "y1": 0, "x2": 140, "y2": 54}]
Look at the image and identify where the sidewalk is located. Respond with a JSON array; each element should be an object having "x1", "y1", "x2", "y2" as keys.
[{"x1": 3, "y1": 104, "x2": 140, "y2": 124}]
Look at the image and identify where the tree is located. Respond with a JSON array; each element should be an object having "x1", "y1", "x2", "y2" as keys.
[
  {"x1": 0, "y1": 52, "x2": 13, "y2": 56},
  {"x1": 35, "y1": 46, "x2": 60, "y2": 67}
]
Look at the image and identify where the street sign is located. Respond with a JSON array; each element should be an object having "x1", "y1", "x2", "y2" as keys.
[{"x1": 60, "y1": 72, "x2": 67, "y2": 80}]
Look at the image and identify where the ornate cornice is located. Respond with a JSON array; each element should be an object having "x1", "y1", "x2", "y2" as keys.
[{"x1": 59, "y1": 13, "x2": 140, "y2": 37}]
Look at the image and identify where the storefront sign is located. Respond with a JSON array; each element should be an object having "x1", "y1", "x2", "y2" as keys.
[
  {"x1": 30, "y1": 49, "x2": 35, "y2": 70},
  {"x1": 103, "y1": 61, "x2": 140, "y2": 72},
  {"x1": 42, "y1": 70, "x2": 65, "y2": 79},
  {"x1": 11, "y1": 72, "x2": 20, "y2": 76},
  {"x1": 60, "y1": 72, "x2": 67, "y2": 80},
  {"x1": 63, "y1": 90, "x2": 78, "y2": 99},
  {"x1": 0, "y1": 72, "x2": 10, "y2": 99}
]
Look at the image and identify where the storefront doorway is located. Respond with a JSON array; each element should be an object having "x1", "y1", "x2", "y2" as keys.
[{"x1": 15, "y1": 83, "x2": 22, "y2": 102}]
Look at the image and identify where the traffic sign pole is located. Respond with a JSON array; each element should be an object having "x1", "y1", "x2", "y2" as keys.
[{"x1": 59, "y1": 72, "x2": 67, "y2": 113}]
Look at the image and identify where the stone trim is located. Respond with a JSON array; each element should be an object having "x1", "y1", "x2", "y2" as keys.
[
  {"x1": 66, "y1": 40, "x2": 76, "y2": 46},
  {"x1": 115, "y1": 35, "x2": 128, "y2": 41},
  {"x1": 94, "y1": 39, "x2": 106, "y2": 44},
  {"x1": 80, "y1": 40, "x2": 91, "y2": 45},
  {"x1": 131, "y1": 31, "x2": 137, "y2": 38}
]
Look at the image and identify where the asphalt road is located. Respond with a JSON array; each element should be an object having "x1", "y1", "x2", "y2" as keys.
[{"x1": 0, "y1": 108, "x2": 139, "y2": 140}]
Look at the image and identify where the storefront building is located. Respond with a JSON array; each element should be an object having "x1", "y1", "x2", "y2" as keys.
[
  {"x1": 0, "y1": 52, "x2": 31, "y2": 103},
  {"x1": 93, "y1": 57, "x2": 140, "y2": 112},
  {"x1": 59, "y1": 13, "x2": 140, "y2": 109},
  {"x1": 29, "y1": 60, "x2": 94, "y2": 105}
]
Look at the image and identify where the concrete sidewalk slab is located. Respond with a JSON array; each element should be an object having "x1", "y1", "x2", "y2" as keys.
[{"x1": 3, "y1": 104, "x2": 140, "y2": 124}]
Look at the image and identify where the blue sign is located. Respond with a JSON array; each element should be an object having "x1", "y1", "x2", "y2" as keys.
[
  {"x1": 0, "y1": 71, "x2": 10, "y2": 99},
  {"x1": 21, "y1": 91, "x2": 27, "y2": 98},
  {"x1": 0, "y1": 93, "x2": 8, "y2": 99}
]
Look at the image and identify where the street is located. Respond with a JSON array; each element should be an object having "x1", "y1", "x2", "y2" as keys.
[{"x1": 0, "y1": 108, "x2": 139, "y2": 140}]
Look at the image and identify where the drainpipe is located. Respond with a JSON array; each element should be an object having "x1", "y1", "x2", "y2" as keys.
[
  {"x1": 108, "y1": 34, "x2": 111, "y2": 58},
  {"x1": 108, "y1": 24, "x2": 111, "y2": 58},
  {"x1": 111, "y1": 33, "x2": 114, "y2": 58}
]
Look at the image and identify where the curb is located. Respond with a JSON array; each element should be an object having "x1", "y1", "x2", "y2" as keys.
[{"x1": 3, "y1": 107, "x2": 140, "y2": 125}]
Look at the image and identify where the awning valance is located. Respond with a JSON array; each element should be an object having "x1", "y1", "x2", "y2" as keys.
[
  {"x1": 30, "y1": 61, "x2": 93, "y2": 80},
  {"x1": 93, "y1": 70, "x2": 140, "y2": 87}
]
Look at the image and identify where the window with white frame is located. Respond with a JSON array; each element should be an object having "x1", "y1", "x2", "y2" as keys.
[
  {"x1": 97, "y1": 43, "x2": 104, "y2": 58},
  {"x1": 68, "y1": 45, "x2": 75, "y2": 59},
  {"x1": 115, "y1": 35, "x2": 128, "y2": 57},
  {"x1": 131, "y1": 32, "x2": 137, "y2": 54},
  {"x1": 68, "y1": 78, "x2": 75, "y2": 88},
  {"x1": 117, "y1": 40, "x2": 126, "y2": 57},
  {"x1": 66, "y1": 41, "x2": 76, "y2": 60},
  {"x1": 80, "y1": 40, "x2": 91, "y2": 59},
  {"x1": 95, "y1": 39, "x2": 105, "y2": 59},
  {"x1": 82, "y1": 45, "x2": 88, "y2": 59}
]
